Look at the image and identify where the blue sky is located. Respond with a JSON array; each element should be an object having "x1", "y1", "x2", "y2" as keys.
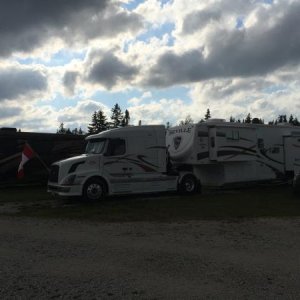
[
  {"x1": 17, "y1": 49, "x2": 87, "y2": 67},
  {"x1": 122, "y1": 0, "x2": 145, "y2": 10},
  {"x1": 0, "y1": 0, "x2": 300, "y2": 132}
]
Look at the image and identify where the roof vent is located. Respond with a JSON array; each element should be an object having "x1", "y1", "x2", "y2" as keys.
[
  {"x1": 205, "y1": 118, "x2": 226, "y2": 123},
  {"x1": 277, "y1": 122, "x2": 290, "y2": 126}
]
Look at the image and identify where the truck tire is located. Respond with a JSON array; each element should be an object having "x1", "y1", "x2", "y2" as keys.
[
  {"x1": 83, "y1": 178, "x2": 107, "y2": 201},
  {"x1": 179, "y1": 174, "x2": 199, "y2": 194}
]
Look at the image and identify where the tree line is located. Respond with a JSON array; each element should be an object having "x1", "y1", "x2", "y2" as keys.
[
  {"x1": 57, "y1": 106, "x2": 300, "y2": 135},
  {"x1": 178, "y1": 109, "x2": 300, "y2": 126},
  {"x1": 57, "y1": 103, "x2": 130, "y2": 135},
  {"x1": 177, "y1": 109, "x2": 212, "y2": 126},
  {"x1": 87, "y1": 103, "x2": 130, "y2": 134},
  {"x1": 229, "y1": 113, "x2": 300, "y2": 126}
]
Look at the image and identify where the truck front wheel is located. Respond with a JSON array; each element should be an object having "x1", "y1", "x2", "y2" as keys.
[
  {"x1": 179, "y1": 174, "x2": 199, "y2": 194},
  {"x1": 83, "y1": 178, "x2": 107, "y2": 201}
]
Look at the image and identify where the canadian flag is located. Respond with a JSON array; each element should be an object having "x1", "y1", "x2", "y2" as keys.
[{"x1": 17, "y1": 143, "x2": 35, "y2": 179}]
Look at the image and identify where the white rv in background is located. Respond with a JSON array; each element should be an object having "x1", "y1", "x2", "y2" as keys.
[
  {"x1": 48, "y1": 121, "x2": 300, "y2": 200},
  {"x1": 166, "y1": 119, "x2": 300, "y2": 188}
]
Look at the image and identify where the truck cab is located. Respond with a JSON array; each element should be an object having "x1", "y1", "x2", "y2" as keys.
[{"x1": 48, "y1": 125, "x2": 178, "y2": 200}]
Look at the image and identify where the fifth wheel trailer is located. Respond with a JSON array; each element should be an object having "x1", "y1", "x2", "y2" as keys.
[
  {"x1": 166, "y1": 119, "x2": 300, "y2": 188},
  {"x1": 48, "y1": 121, "x2": 300, "y2": 200}
]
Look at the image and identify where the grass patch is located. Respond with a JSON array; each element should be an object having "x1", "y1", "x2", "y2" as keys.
[
  {"x1": 0, "y1": 185, "x2": 51, "y2": 202},
  {"x1": 0, "y1": 185, "x2": 299, "y2": 222}
]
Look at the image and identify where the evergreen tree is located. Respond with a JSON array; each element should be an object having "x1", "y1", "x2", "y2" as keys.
[
  {"x1": 121, "y1": 118, "x2": 125, "y2": 127},
  {"x1": 204, "y1": 108, "x2": 211, "y2": 120},
  {"x1": 88, "y1": 110, "x2": 108, "y2": 134},
  {"x1": 179, "y1": 114, "x2": 194, "y2": 125},
  {"x1": 111, "y1": 103, "x2": 123, "y2": 128},
  {"x1": 245, "y1": 113, "x2": 252, "y2": 124},
  {"x1": 123, "y1": 109, "x2": 130, "y2": 126},
  {"x1": 277, "y1": 115, "x2": 287, "y2": 123},
  {"x1": 96, "y1": 110, "x2": 108, "y2": 132},
  {"x1": 229, "y1": 116, "x2": 235, "y2": 122},
  {"x1": 289, "y1": 114, "x2": 294, "y2": 124},
  {"x1": 88, "y1": 111, "x2": 98, "y2": 134},
  {"x1": 72, "y1": 128, "x2": 78, "y2": 135},
  {"x1": 66, "y1": 128, "x2": 72, "y2": 134},
  {"x1": 293, "y1": 117, "x2": 300, "y2": 126},
  {"x1": 121, "y1": 109, "x2": 130, "y2": 127},
  {"x1": 57, "y1": 122, "x2": 66, "y2": 134},
  {"x1": 78, "y1": 127, "x2": 83, "y2": 135}
]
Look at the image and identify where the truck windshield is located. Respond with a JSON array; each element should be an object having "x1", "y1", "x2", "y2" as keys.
[{"x1": 85, "y1": 138, "x2": 107, "y2": 154}]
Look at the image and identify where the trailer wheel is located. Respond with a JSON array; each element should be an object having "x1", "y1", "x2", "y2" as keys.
[
  {"x1": 83, "y1": 178, "x2": 107, "y2": 201},
  {"x1": 180, "y1": 174, "x2": 198, "y2": 194}
]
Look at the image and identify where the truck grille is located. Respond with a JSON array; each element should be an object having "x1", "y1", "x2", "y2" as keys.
[{"x1": 49, "y1": 165, "x2": 59, "y2": 183}]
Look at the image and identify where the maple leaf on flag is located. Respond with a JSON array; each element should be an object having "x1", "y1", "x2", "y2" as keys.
[{"x1": 17, "y1": 143, "x2": 35, "y2": 179}]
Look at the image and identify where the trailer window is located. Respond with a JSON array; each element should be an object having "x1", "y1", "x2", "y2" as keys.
[
  {"x1": 271, "y1": 147, "x2": 280, "y2": 154},
  {"x1": 257, "y1": 138, "x2": 264, "y2": 149},
  {"x1": 226, "y1": 130, "x2": 239, "y2": 140},
  {"x1": 106, "y1": 138, "x2": 126, "y2": 156},
  {"x1": 85, "y1": 138, "x2": 107, "y2": 154}
]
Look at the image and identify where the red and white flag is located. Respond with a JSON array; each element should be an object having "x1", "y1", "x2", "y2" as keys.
[{"x1": 17, "y1": 143, "x2": 35, "y2": 179}]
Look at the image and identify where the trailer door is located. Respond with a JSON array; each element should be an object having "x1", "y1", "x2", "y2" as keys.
[
  {"x1": 208, "y1": 126, "x2": 217, "y2": 161},
  {"x1": 283, "y1": 136, "x2": 300, "y2": 173}
]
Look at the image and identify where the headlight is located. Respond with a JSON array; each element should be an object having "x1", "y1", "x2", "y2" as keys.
[{"x1": 61, "y1": 174, "x2": 76, "y2": 186}]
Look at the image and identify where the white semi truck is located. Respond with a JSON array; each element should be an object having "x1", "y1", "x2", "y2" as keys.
[
  {"x1": 48, "y1": 125, "x2": 181, "y2": 201},
  {"x1": 48, "y1": 120, "x2": 300, "y2": 200}
]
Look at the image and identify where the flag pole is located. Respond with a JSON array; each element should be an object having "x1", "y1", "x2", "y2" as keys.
[{"x1": 26, "y1": 143, "x2": 50, "y2": 173}]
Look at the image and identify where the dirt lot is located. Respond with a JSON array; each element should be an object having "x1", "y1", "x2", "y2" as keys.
[
  {"x1": 0, "y1": 186, "x2": 300, "y2": 299},
  {"x1": 1, "y1": 216, "x2": 300, "y2": 299}
]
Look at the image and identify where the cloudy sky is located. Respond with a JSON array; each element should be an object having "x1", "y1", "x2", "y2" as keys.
[{"x1": 1, "y1": 0, "x2": 300, "y2": 132}]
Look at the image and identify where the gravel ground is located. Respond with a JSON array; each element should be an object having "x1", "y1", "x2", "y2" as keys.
[{"x1": 0, "y1": 217, "x2": 300, "y2": 299}]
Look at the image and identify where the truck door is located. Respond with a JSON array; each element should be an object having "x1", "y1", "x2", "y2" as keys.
[
  {"x1": 102, "y1": 138, "x2": 132, "y2": 193},
  {"x1": 208, "y1": 126, "x2": 217, "y2": 161}
]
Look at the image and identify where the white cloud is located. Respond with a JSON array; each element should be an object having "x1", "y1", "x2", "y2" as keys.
[
  {"x1": 134, "y1": 0, "x2": 174, "y2": 26},
  {"x1": 128, "y1": 98, "x2": 191, "y2": 126},
  {"x1": 0, "y1": 97, "x2": 111, "y2": 132},
  {"x1": 1, "y1": 0, "x2": 300, "y2": 132},
  {"x1": 187, "y1": 71, "x2": 300, "y2": 122},
  {"x1": 0, "y1": 0, "x2": 143, "y2": 58},
  {"x1": 128, "y1": 97, "x2": 142, "y2": 105},
  {"x1": 128, "y1": 91, "x2": 152, "y2": 105},
  {"x1": 0, "y1": 62, "x2": 48, "y2": 101}
]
